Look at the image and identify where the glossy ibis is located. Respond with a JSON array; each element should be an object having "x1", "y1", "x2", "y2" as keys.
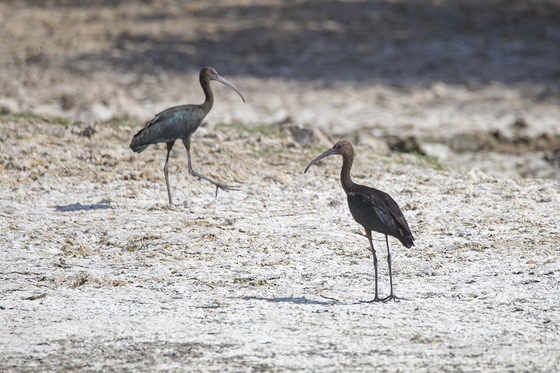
[
  {"x1": 130, "y1": 67, "x2": 245, "y2": 204},
  {"x1": 305, "y1": 140, "x2": 414, "y2": 302}
]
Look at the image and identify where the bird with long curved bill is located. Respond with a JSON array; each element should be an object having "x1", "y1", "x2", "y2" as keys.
[
  {"x1": 130, "y1": 67, "x2": 245, "y2": 205},
  {"x1": 304, "y1": 140, "x2": 415, "y2": 302}
]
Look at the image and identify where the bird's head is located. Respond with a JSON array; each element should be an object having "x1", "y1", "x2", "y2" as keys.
[
  {"x1": 304, "y1": 140, "x2": 354, "y2": 173},
  {"x1": 201, "y1": 67, "x2": 246, "y2": 103}
]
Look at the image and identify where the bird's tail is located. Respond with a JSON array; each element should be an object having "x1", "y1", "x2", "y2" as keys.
[
  {"x1": 400, "y1": 234, "x2": 415, "y2": 248},
  {"x1": 130, "y1": 128, "x2": 151, "y2": 153},
  {"x1": 130, "y1": 143, "x2": 149, "y2": 153}
]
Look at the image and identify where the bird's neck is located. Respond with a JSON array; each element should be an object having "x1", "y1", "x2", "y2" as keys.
[
  {"x1": 340, "y1": 155, "x2": 355, "y2": 194},
  {"x1": 200, "y1": 78, "x2": 214, "y2": 116}
]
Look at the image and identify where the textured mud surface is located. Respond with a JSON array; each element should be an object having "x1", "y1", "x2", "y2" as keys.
[
  {"x1": 1, "y1": 117, "x2": 559, "y2": 372},
  {"x1": 1, "y1": 0, "x2": 560, "y2": 178},
  {"x1": 1, "y1": 0, "x2": 560, "y2": 372}
]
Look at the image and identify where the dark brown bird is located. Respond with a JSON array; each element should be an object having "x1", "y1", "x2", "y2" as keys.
[
  {"x1": 305, "y1": 140, "x2": 414, "y2": 302},
  {"x1": 130, "y1": 67, "x2": 245, "y2": 204}
]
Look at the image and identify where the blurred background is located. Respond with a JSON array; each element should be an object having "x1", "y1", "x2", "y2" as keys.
[{"x1": 1, "y1": 0, "x2": 560, "y2": 178}]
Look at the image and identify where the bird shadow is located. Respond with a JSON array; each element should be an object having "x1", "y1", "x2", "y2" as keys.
[
  {"x1": 242, "y1": 296, "x2": 332, "y2": 306},
  {"x1": 55, "y1": 202, "x2": 114, "y2": 212}
]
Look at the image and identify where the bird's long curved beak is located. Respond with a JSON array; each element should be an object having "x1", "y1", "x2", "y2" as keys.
[
  {"x1": 215, "y1": 74, "x2": 246, "y2": 103},
  {"x1": 304, "y1": 147, "x2": 337, "y2": 173}
]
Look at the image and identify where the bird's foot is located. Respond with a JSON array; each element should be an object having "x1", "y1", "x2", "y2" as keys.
[
  {"x1": 214, "y1": 182, "x2": 239, "y2": 192},
  {"x1": 189, "y1": 169, "x2": 239, "y2": 194},
  {"x1": 381, "y1": 293, "x2": 406, "y2": 302},
  {"x1": 213, "y1": 182, "x2": 239, "y2": 197}
]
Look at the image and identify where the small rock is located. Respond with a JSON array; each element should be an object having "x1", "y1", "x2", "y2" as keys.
[
  {"x1": 284, "y1": 125, "x2": 330, "y2": 146},
  {"x1": 544, "y1": 151, "x2": 560, "y2": 168},
  {"x1": 512, "y1": 117, "x2": 529, "y2": 130},
  {"x1": 73, "y1": 124, "x2": 96, "y2": 138},
  {"x1": 81, "y1": 125, "x2": 96, "y2": 138},
  {"x1": 387, "y1": 135, "x2": 425, "y2": 154}
]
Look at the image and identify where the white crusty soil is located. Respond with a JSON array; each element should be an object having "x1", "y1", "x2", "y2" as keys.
[
  {"x1": 1, "y1": 119, "x2": 559, "y2": 372},
  {"x1": 1, "y1": 0, "x2": 560, "y2": 371}
]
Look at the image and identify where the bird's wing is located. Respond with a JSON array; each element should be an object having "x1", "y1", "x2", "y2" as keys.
[
  {"x1": 347, "y1": 191, "x2": 394, "y2": 230},
  {"x1": 149, "y1": 105, "x2": 205, "y2": 140},
  {"x1": 348, "y1": 189, "x2": 414, "y2": 245},
  {"x1": 378, "y1": 191, "x2": 412, "y2": 235},
  {"x1": 130, "y1": 105, "x2": 205, "y2": 151}
]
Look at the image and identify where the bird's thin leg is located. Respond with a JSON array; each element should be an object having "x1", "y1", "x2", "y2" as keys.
[
  {"x1": 182, "y1": 137, "x2": 237, "y2": 195},
  {"x1": 164, "y1": 141, "x2": 175, "y2": 205},
  {"x1": 366, "y1": 230, "x2": 382, "y2": 302},
  {"x1": 382, "y1": 235, "x2": 400, "y2": 302}
]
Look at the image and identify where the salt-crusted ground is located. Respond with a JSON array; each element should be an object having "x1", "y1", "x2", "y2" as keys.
[
  {"x1": 1, "y1": 0, "x2": 560, "y2": 371},
  {"x1": 1, "y1": 117, "x2": 559, "y2": 372}
]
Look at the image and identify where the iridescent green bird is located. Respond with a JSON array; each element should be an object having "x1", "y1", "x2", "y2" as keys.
[{"x1": 130, "y1": 67, "x2": 245, "y2": 204}]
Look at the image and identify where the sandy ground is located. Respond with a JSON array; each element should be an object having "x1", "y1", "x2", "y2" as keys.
[
  {"x1": 1, "y1": 0, "x2": 560, "y2": 372},
  {"x1": 1, "y1": 0, "x2": 560, "y2": 178},
  {"x1": 1, "y1": 116, "x2": 560, "y2": 372}
]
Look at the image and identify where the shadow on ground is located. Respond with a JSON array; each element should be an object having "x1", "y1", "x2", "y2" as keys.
[
  {"x1": 18, "y1": 0, "x2": 560, "y2": 87},
  {"x1": 55, "y1": 203, "x2": 114, "y2": 212},
  {"x1": 243, "y1": 296, "x2": 333, "y2": 305}
]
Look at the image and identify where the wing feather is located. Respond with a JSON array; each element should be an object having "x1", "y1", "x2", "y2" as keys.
[
  {"x1": 130, "y1": 105, "x2": 205, "y2": 152},
  {"x1": 347, "y1": 188, "x2": 414, "y2": 247}
]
